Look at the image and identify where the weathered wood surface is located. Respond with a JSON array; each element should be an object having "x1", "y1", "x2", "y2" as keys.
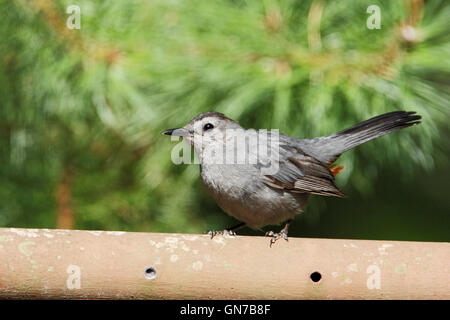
[{"x1": 0, "y1": 228, "x2": 448, "y2": 299}]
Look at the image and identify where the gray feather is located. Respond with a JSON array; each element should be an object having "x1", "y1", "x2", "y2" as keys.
[{"x1": 296, "y1": 111, "x2": 421, "y2": 165}]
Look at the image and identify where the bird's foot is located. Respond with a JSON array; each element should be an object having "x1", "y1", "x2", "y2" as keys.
[
  {"x1": 206, "y1": 229, "x2": 237, "y2": 239},
  {"x1": 265, "y1": 230, "x2": 288, "y2": 247}
]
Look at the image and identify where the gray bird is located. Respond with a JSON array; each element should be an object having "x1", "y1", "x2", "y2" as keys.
[{"x1": 163, "y1": 111, "x2": 421, "y2": 246}]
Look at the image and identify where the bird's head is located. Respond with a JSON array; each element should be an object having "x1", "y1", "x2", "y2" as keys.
[{"x1": 163, "y1": 111, "x2": 243, "y2": 158}]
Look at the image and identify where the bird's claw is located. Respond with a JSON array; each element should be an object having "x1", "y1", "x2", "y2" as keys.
[
  {"x1": 265, "y1": 230, "x2": 289, "y2": 247},
  {"x1": 206, "y1": 229, "x2": 237, "y2": 239}
]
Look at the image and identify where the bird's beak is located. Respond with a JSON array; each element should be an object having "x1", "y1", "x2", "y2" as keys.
[{"x1": 162, "y1": 128, "x2": 190, "y2": 137}]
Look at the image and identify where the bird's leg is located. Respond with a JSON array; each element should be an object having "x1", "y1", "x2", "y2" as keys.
[
  {"x1": 265, "y1": 220, "x2": 291, "y2": 247},
  {"x1": 207, "y1": 222, "x2": 246, "y2": 239}
]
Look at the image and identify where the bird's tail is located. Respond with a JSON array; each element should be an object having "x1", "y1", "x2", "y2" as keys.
[{"x1": 300, "y1": 111, "x2": 422, "y2": 165}]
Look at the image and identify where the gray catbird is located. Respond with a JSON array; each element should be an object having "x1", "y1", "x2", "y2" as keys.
[{"x1": 163, "y1": 111, "x2": 421, "y2": 246}]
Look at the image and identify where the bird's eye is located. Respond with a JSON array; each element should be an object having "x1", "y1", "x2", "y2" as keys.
[{"x1": 203, "y1": 123, "x2": 214, "y2": 131}]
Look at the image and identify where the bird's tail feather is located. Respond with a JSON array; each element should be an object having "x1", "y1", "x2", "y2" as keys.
[
  {"x1": 299, "y1": 111, "x2": 421, "y2": 165},
  {"x1": 333, "y1": 111, "x2": 421, "y2": 154}
]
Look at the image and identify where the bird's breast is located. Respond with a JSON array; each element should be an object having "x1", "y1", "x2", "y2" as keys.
[{"x1": 200, "y1": 164, "x2": 306, "y2": 228}]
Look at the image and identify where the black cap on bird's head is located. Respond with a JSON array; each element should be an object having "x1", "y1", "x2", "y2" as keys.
[
  {"x1": 162, "y1": 111, "x2": 243, "y2": 153},
  {"x1": 162, "y1": 111, "x2": 239, "y2": 136}
]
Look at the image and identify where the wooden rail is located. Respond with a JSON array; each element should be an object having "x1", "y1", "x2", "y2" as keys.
[{"x1": 0, "y1": 228, "x2": 448, "y2": 299}]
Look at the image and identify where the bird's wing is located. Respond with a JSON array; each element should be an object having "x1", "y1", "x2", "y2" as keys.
[{"x1": 262, "y1": 143, "x2": 345, "y2": 197}]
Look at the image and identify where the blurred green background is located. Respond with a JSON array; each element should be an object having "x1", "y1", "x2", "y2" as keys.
[{"x1": 0, "y1": 0, "x2": 448, "y2": 241}]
